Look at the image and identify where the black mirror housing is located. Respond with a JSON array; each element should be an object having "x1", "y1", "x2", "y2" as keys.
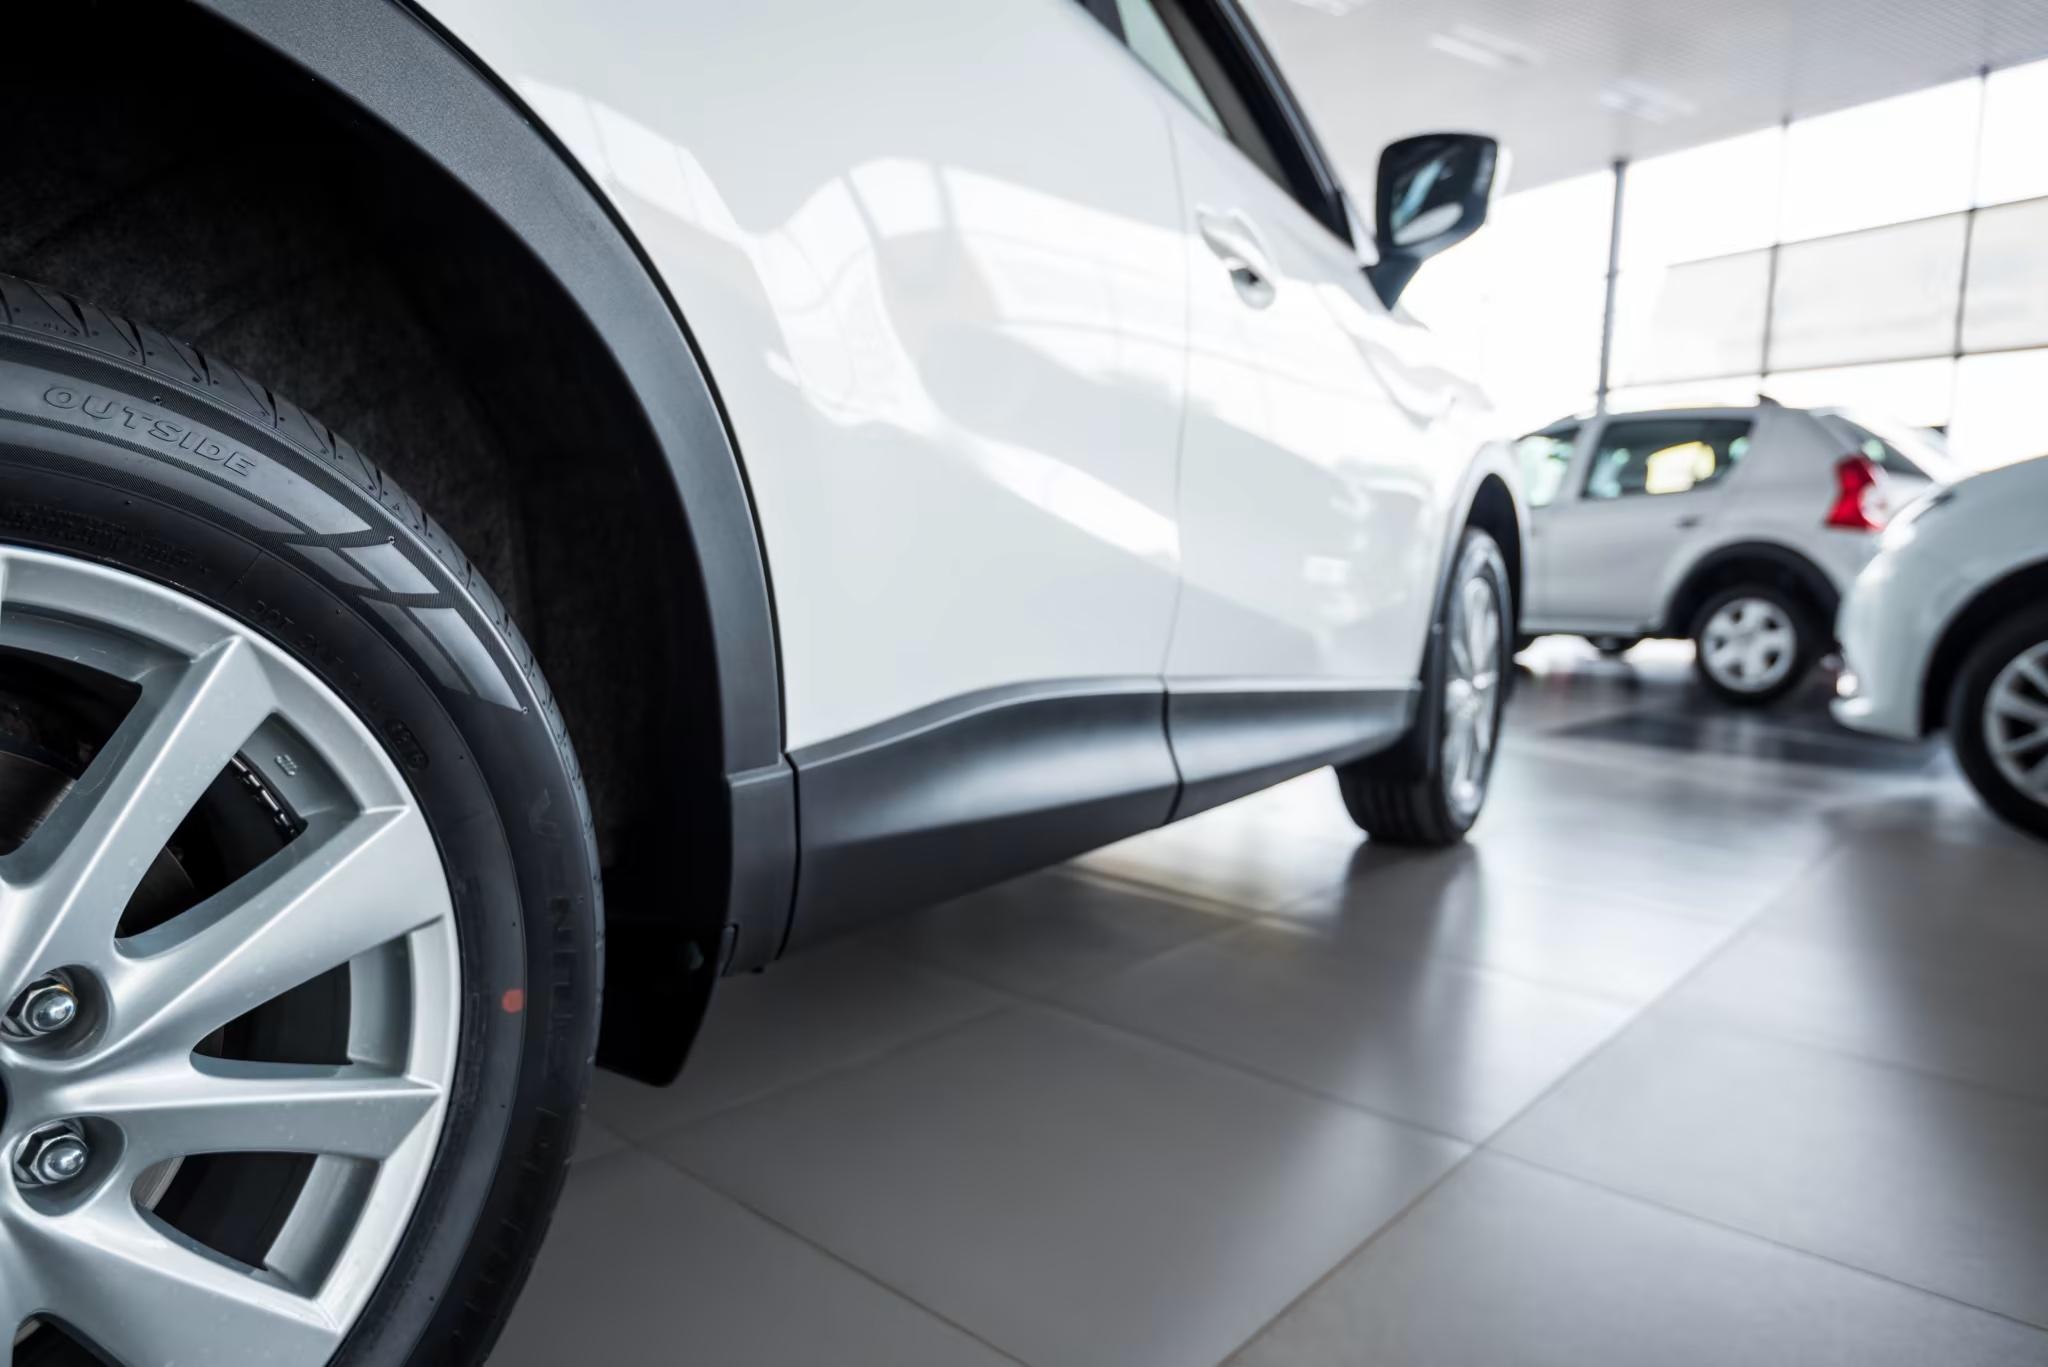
[{"x1": 1368, "y1": 132, "x2": 1501, "y2": 308}]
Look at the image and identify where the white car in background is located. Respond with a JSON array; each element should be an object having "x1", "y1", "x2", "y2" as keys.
[
  {"x1": 1514, "y1": 401, "x2": 1951, "y2": 704},
  {"x1": 1835, "y1": 457, "x2": 2048, "y2": 839}
]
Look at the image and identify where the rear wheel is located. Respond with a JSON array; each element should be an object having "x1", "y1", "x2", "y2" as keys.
[
  {"x1": 1947, "y1": 609, "x2": 2048, "y2": 841},
  {"x1": 1339, "y1": 529, "x2": 1511, "y2": 846},
  {"x1": 1690, "y1": 583, "x2": 1816, "y2": 706},
  {"x1": 0, "y1": 276, "x2": 600, "y2": 1366}
]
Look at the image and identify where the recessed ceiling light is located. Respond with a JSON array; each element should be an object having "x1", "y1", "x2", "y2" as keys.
[
  {"x1": 1599, "y1": 78, "x2": 1699, "y2": 123},
  {"x1": 1425, "y1": 23, "x2": 1545, "y2": 70}
]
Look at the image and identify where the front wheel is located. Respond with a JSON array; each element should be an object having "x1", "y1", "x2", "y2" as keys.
[
  {"x1": 1690, "y1": 584, "x2": 1817, "y2": 707},
  {"x1": 0, "y1": 277, "x2": 600, "y2": 1366},
  {"x1": 1947, "y1": 609, "x2": 2048, "y2": 841},
  {"x1": 1338, "y1": 528, "x2": 1511, "y2": 846}
]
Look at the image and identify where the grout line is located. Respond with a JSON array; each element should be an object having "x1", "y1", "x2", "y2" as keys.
[
  {"x1": 1213, "y1": 830, "x2": 1849, "y2": 1364},
  {"x1": 1484, "y1": 1149, "x2": 2048, "y2": 1336},
  {"x1": 628, "y1": 1147, "x2": 1036, "y2": 1366}
]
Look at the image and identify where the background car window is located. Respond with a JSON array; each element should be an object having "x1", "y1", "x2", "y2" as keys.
[
  {"x1": 1516, "y1": 428, "x2": 1578, "y2": 508},
  {"x1": 1585, "y1": 417, "x2": 1753, "y2": 500},
  {"x1": 1114, "y1": 0, "x2": 1227, "y2": 135}
]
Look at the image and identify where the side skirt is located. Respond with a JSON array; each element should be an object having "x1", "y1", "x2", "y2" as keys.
[{"x1": 783, "y1": 678, "x2": 1412, "y2": 948}]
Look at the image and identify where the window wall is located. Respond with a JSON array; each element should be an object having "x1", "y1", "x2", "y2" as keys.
[{"x1": 1405, "y1": 58, "x2": 2048, "y2": 469}]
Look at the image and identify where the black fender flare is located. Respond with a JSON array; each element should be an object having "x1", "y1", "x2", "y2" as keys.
[
  {"x1": 1661, "y1": 541, "x2": 1841, "y2": 638},
  {"x1": 189, "y1": 0, "x2": 796, "y2": 1078}
]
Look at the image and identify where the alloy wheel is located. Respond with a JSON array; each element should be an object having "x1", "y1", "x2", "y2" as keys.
[
  {"x1": 1984, "y1": 640, "x2": 2048, "y2": 807},
  {"x1": 1700, "y1": 596, "x2": 1797, "y2": 694},
  {"x1": 1441, "y1": 568, "x2": 1502, "y2": 821},
  {"x1": 0, "y1": 548, "x2": 459, "y2": 1365}
]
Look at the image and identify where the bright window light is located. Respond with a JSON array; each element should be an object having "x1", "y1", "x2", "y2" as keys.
[
  {"x1": 1977, "y1": 59, "x2": 2048, "y2": 207},
  {"x1": 1762, "y1": 358, "x2": 1957, "y2": 430},
  {"x1": 1950, "y1": 351, "x2": 2048, "y2": 469},
  {"x1": 1781, "y1": 79, "x2": 1981, "y2": 241},
  {"x1": 1620, "y1": 127, "x2": 1784, "y2": 268}
]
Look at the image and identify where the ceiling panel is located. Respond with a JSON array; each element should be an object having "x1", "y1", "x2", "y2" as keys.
[{"x1": 1244, "y1": 0, "x2": 2048, "y2": 192}]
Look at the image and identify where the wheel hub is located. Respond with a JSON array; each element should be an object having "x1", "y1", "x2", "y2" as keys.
[
  {"x1": 1441, "y1": 568, "x2": 1503, "y2": 821},
  {"x1": 1984, "y1": 640, "x2": 2048, "y2": 805},
  {"x1": 0, "y1": 548, "x2": 461, "y2": 1366},
  {"x1": 1701, "y1": 596, "x2": 1796, "y2": 692}
]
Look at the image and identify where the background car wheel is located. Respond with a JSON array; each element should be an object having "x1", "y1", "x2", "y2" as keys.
[
  {"x1": 0, "y1": 277, "x2": 600, "y2": 1367},
  {"x1": 1587, "y1": 634, "x2": 1642, "y2": 657},
  {"x1": 1338, "y1": 528, "x2": 1511, "y2": 846},
  {"x1": 1947, "y1": 608, "x2": 2048, "y2": 841},
  {"x1": 1690, "y1": 584, "x2": 1816, "y2": 706}
]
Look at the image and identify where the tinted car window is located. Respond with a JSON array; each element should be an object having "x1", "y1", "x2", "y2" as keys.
[{"x1": 1585, "y1": 417, "x2": 1753, "y2": 500}]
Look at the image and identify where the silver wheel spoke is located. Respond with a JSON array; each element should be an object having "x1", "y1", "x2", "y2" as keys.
[
  {"x1": 1991, "y1": 726, "x2": 2048, "y2": 758},
  {"x1": 14, "y1": 1203, "x2": 341, "y2": 1365},
  {"x1": 1985, "y1": 641, "x2": 2048, "y2": 802},
  {"x1": 0, "y1": 639, "x2": 275, "y2": 992},
  {"x1": 55, "y1": 1059, "x2": 440, "y2": 1167},
  {"x1": 1990, "y1": 691, "x2": 2048, "y2": 728},
  {"x1": 99, "y1": 805, "x2": 440, "y2": 1069}
]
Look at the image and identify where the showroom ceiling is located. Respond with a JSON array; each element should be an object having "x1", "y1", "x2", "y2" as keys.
[{"x1": 1246, "y1": 0, "x2": 2048, "y2": 191}]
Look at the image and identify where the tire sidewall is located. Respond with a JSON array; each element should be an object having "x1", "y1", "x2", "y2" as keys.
[
  {"x1": 0, "y1": 331, "x2": 598, "y2": 1366},
  {"x1": 1947, "y1": 608, "x2": 2048, "y2": 840},
  {"x1": 1690, "y1": 582, "x2": 1815, "y2": 706},
  {"x1": 1388, "y1": 528, "x2": 1511, "y2": 839}
]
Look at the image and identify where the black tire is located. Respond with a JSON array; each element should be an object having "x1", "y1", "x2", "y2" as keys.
[
  {"x1": 1338, "y1": 528, "x2": 1512, "y2": 846},
  {"x1": 1587, "y1": 634, "x2": 1641, "y2": 657},
  {"x1": 1946, "y1": 607, "x2": 2048, "y2": 841},
  {"x1": 1689, "y1": 582, "x2": 1818, "y2": 707},
  {"x1": 0, "y1": 276, "x2": 600, "y2": 1367}
]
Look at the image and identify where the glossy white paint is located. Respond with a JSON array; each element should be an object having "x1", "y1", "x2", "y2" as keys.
[
  {"x1": 415, "y1": 0, "x2": 1507, "y2": 746},
  {"x1": 1835, "y1": 457, "x2": 2048, "y2": 739},
  {"x1": 1162, "y1": 104, "x2": 1490, "y2": 687}
]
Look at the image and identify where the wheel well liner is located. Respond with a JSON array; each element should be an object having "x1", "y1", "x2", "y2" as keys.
[
  {"x1": 1920, "y1": 558, "x2": 2048, "y2": 734},
  {"x1": 1464, "y1": 474, "x2": 1524, "y2": 630},
  {"x1": 6, "y1": 0, "x2": 796, "y2": 1082},
  {"x1": 1662, "y1": 542, "x2": 1839, "y2": 638}
]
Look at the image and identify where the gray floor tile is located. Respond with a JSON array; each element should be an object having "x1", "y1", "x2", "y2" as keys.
[
  {"x1": 1274, "y1": 844, "x2": 1738, "y2": 1004},
  {"x1": 571, "y1": 1113, "x2": 627, "y2": 1165},
  {"x1": 1075, "y1": 782, "x2": 1366, "y2": 912},
  {"x1": 1229, "y1": 1154, "x2": 2048, "y2": 1367},
  {"x1": 868, "y1": 866, "x2": 1236, "y2": 996},
  {"x1": 589, "y1": 938, "x2": 1009, "y2": 1141},
  {"x1": 1055, "y1": 923, "x2": 1633, "y2": 1140},
  {"x1": 491, "y1": 1150, "x2": 1013, "y2": 1367},
  {"x1": 664, "y1": 1005, "x2": 1467, "y2": 1367},
  {"x1": 1665, "y1": 839, "x2": 2048, "y2": 1100},
  {"x1": 1496, "y1": 1012, "x2": 2048, "y2": 1326}
]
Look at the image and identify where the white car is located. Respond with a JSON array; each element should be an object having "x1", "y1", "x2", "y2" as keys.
[
  {"x1": 0, "y1": 2, "x2": 1523, "y2": 1363},
  {"x1": 1515, "y1": 402, "x2": 1950, "y2": 703},
  {"x1": 1835, "y1": 457, "x2": 2048, "y2": 839}
]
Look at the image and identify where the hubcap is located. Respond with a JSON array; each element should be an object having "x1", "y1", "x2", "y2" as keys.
[
  {"x1": 1984, "y1": 640, "x2": 2048, "y2": 807},
  {"x1": 0, "y1": 549, "x2": 459, "y2": 1365},
  {"x1": 1442, "y1": 567, "x2": 1503, "y2": 821},
  {"x1": 1700, "y1": 596, "x2": 1797, "y2": 693}
]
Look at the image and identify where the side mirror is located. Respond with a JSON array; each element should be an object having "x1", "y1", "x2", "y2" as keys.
[{"x1": 1367, "y1": 133, "x2": 1501, "y2": 308}]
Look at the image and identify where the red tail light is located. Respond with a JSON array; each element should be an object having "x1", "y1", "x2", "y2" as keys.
[{"x1": 1826, "y1": 454, "x2": 1889, "y2": 532}]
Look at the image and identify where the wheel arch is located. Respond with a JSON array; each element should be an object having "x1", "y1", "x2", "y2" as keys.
[
  {"x1": 1920, "y1": 558, "x2": 2048, "y2": 734},
  {"x1": 1661, "y1": 541, "x2": 1840, "y2": 639},
  {"x1": 4, "y1": 1, "x2": 795, "y2": 1082}
]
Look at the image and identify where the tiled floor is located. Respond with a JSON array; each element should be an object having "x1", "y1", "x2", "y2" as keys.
[{"x1": 491, "y1": 640, "x2": 2048, "y2": 1366}]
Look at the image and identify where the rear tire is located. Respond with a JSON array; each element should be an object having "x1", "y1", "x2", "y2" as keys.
[
  {"x1": 0, "y1": 275, "x2": 600, "y2": 1367},
  {"x1": 1947, "y1": 607, "x2": 2048, "y2": 841},
  {"x1": 1690, "y1": 582, "x2": 1817, "y2": 707},
  {"x1": 1339, "y1": 529, "x2": 1511, "y2": 846},
  {"x1": 1588, "y1": 634, "x2": 1641, "y2": 657}
]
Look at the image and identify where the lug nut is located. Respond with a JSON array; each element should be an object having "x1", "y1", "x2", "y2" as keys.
[
  {"x1": 4, "y1": 977, "x2": 78, "y2": 1038},
  {"x1": 15, "y1": 1123, "x2": 91, "y2": 1188}
]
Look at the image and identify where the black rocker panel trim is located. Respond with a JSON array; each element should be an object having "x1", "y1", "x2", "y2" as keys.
[
  {"x1": 184, "y1": 2, "x2": 797, "y2": 1002},
  {"x1": 786, "y1": 681, "x2": 1178, "y2": 951},
  {"x1": 785, "y1": 678, "x2": 1415, "y2": 949},
  {"x1": 1167, "y1": 680, "x2": 1417, "y2": 821}
]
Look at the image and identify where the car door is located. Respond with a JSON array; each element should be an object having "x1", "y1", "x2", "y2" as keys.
[
  {"x1": 1109, "y1": 0, "x2": 1453, "y2": 698},
  {"x1": 1532, "y1": 411, "x2": 1756, "y2": 632}
]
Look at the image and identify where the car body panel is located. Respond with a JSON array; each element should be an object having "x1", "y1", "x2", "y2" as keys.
[{"x1": 1836, "y1": 457, "x2": 2048, "y2": 740}]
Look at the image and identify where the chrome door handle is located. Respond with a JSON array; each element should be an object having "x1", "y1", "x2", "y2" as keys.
[{"x1": 1196, "y1": 208, "x2": 1277, "y2": 309}]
